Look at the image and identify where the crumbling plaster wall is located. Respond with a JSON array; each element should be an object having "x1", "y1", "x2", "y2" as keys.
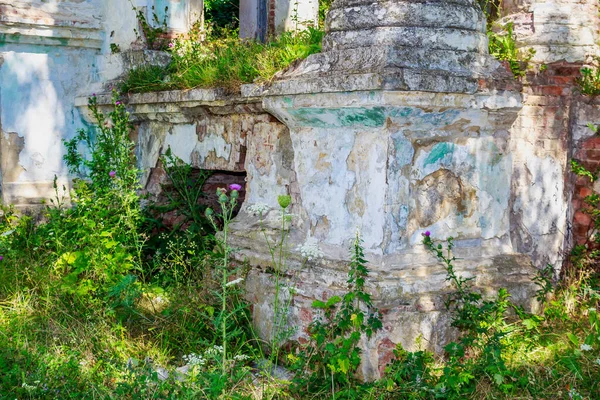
[{"x1": 78, "y1": 89, "x2": 296, "y2": 213}]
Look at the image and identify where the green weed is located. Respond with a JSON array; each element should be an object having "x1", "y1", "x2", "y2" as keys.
[
  {"x1": 488, "y1": 22, "x2": 535, "y2": 78},
  {"x1": 577, "y1": 64, "x2": 600, "y2": 96}
]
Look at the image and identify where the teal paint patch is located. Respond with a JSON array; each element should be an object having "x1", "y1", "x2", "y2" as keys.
[
  {"x1": 424, "y1": 143, "x2": 455, "y2": 166},
  {"x1": 283, "y1": 97, "x2": 293, "y2": 107},
  {"x1": 422, "y1": 110, "x2": 460, "y2": 126},
  {"x1": 0, "y1": 33, "x2": 73, "y2": 48},
  {"x1": 389, "y1": 107, "x2": 414, "y2": 119},
  {"x1": 391, "y1": 135, "x2": 414, "y2": 169},
  {"x1": 396, "y1": 205, "x2": 409, "y2": 230},
  {"x1": 389, "y1": 108, "x2": 461, "y2": 127},
  {"x1": 287, "y1": 107, "x2": 386, "y2": 128}
]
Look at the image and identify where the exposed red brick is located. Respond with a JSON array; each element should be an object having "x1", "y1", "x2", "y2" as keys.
[
  {"x1": 582, "y1": 137, "x2": 600, "y2": 149},
  {"x1": 299, "y1": 307, "x2": 313, "y2": 324},
  {"x1": 574, "y1": 211, "x2": 592, "y2": 227},
  {"x1": 580, "y1": 186, "x2": 593, "y2": 198},
  {"x1": 377, "y1": 337, "x2": 397, "y2": 376}
]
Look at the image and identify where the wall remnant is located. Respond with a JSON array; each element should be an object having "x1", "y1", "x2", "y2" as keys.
[{"x1": 500, "y1": 0, "x2": 600, "y2": 271}]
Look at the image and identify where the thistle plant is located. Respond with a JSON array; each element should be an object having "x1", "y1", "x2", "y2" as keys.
[
  {"x1": 53, "y1": 93, "x2": 145, "y2": 300},
  {"x1": 248, "y1": 195, "x2": 325, "y2": 369},
  {"x1": 249, "y1": 195, "x2": 294, "y2": 365},
  {"x1": 204, "y1": 184, "x2": 245, "y2": 381}
]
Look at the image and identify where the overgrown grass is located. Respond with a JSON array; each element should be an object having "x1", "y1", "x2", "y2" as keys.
[
  {"x1": 0, "y1": 95, "x2": 258, "y2": 398},
  {"x1": 121, "y1": 27, "x2": 324, "y2": 94}
]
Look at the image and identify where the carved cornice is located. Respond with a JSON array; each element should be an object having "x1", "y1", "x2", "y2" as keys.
[{"x1": 0, "y1": 1, "x2": 103, "y2": 49}]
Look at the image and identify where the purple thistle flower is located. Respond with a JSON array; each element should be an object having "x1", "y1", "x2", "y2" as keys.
[
  {"x1": 109, "y1": 170, "x2": 116, "y2": 178},
  {"x1": 0, "y1": 256, "x2": 4, "y2": 261},
  {"x1": 168, "y1": 42, "x2": 175, "y2": 48},
  {"x1": 115, "y1": 101, "x2": 121, "y2": 105},
  {"x1": 229, "y1": 183, "x2": 242, "y2": 191},
  {"x1": 423, "y1": 231, "x2": 431, "y2": 237}
]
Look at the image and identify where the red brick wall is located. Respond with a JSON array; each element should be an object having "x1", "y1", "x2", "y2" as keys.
[{"x1": 572, "y1": 137, "x2": 600, "y2": 245}]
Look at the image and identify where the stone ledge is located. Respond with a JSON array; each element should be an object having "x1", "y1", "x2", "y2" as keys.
[
  {"x1": 265, "y1": 66, "x2": 522, "y2": 98},
  {"x1": 75, "y1": 86, "x2": 267, "y2": 123},
  {"x1": 0, "y1": 1, "x2": 103, "y2": 49}
]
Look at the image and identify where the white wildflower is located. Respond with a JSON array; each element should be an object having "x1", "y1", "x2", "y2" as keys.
[
  {"x1": 205, "y1": 345, "x2": 224, "y2": 357},
  {"x1": 248, "y1": 203, "x2": 270, "y2": 215},
  {"x1": 233, "y1": 354, "x2": 250, "y2": 362},
  {"x1": 580, "y1": 343, "x2": 593, "y2": 351},
  {"x1": 21, "y1": 382, "x2": 36, "y2": 391},
  {"x1": 182, "y1": 353, "x2": 206, "y2": 367},
  {"x1": 595, "y1": 358, "x2": 600, "y2": 366},
  {"x1": 589, "y1": 307, "x2": 597, "y2": 312},
  {"x1": 297, "y1": 238, "x2": 324, "y2": 261},
  {"x1": 226, "y1": 277, "x2": 244, "y2": 287}
]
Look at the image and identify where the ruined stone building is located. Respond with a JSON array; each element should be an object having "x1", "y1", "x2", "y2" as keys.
[{"x1": 1, "y1": 0, "x2": 599, "y2": 377}]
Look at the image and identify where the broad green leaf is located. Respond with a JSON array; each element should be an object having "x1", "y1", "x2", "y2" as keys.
[
  {"x1": 312, "y1": 300, "x2": 327, "y2": 309},
  {"x1": 326, "y1": 296, "x2": 342, "y2": 307},
  {"x1": 567, "y1": 332, "x2": 579, "y2": 346}
]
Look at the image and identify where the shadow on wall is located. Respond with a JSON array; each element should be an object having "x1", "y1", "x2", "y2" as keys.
[{"x1": 0, "y1": 0, "x2": 105, "y2": 207}]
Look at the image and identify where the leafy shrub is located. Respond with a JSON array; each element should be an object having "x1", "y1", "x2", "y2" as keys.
[
  {"x1": 477, "y1": 0, "x2": 502, "y2": 26},
  {"x1": 0, "y1": 96, "x2": 257, "y2": 398},
  {"x1": 142, "y1": 148, "x2": 214, "y2": 286},
  {"x1": 319, "y1": 0, "x2": 332, "y2": 28},
  {"x1": 133, "y1": 5, "x2": 170, "y2": 50}
]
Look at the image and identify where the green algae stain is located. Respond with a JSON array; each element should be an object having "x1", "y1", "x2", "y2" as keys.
[
  {"x1": 424, "y1": 143, "x2": 455, "y2": 166},
  {"x1": 288, "y1": 107, "x2": 386, "y2": 128}
]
